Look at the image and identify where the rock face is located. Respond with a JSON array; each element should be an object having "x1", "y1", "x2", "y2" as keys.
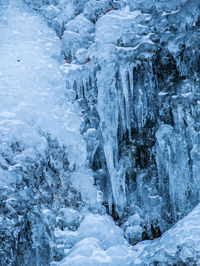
[{"x1": 2, "y1": 0, "x2": 200, "y2": 265}]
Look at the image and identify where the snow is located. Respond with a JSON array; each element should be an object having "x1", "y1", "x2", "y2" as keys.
[
  {"x1": 0, "y1": 1, "x2": 104, "y2": 263},
  {"x1": 136, "y1": 203, "x2": 200, "y2": 265},
  {"x1": 56, "y1": 203, "x2": 200, "y2": 265},
  {"x1": 77, "y1": 214, "x2": 126, "y2": 249},
  {"x1": 0, "y1": 0, "x2": 86, "y2": 169},
  {"x1": 53, "y1": 213, "x2": 137, "y2": 266}
]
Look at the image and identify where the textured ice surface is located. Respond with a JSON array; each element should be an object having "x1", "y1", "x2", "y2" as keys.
[
  {"x1": 25, "y1": 0, "x2": 200, "y2": 229},
  {"x1": 77, "y1": 214, "x2": 126, "y2": 249},
  {"x1": 54, "y1": 204, "x2": 200, "y2": 265},
  {"x1": 56, "y1": 207, "x2": 82, "y2": 231},
  {"x1": 2, "y1": 0, "x2": 200, "y2": 265},
  {"x1": 53, "y1": 213, "x2": 137, "y2": 266},
  {"x1": 136, "y1": 203, "x2": 200, "y2": 265}
]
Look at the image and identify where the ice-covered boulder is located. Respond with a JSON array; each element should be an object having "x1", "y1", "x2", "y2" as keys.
[
  {"x1": 83, "y1": 0, "x2": 112, "y2": 23},
  {"x1": 65, "y1": 14, "x2": 95, "y2": 40},
  {"x1": 77, "y1": 214, "x2": 126, "y2": 249},
  {"x1": 57, "y1": 202, "x2": 200, "y2": 265},
  {"x1": 43, "y1": 208, "x2": 56, "y2": 229},
  {"x1": 40, "y1": 4, "x2": 60, "y2": 20},
  {"x1": 75, "y1": 48, "x2": 88, "y2": 64},
  {"x1": 125, "y1": 225, "x2": 143, "y2": 244},
  {"x1": 62, "y1": 31, "x2": 86, "y2": 60},
  {"x1": 62, "y1": 14, "x2": 95, "y2": 60},
  {"x1": 128, "y1": 214, "x2": 141, "y2": 226},
  {"x1": 56, "y1": 208, "x2": 82, "y2": 231},
  {"x1": 121, "y1": 214, "x2": 141, "y2": 233},
  {"x1": 58, "y1": 238, "x2": 109, "y2": 266},
  {"x1": 95, "y1": 8, "x2": 152, "y2": 48}
]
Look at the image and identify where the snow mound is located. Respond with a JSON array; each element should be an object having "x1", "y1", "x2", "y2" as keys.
[
  {"x1": 137, "y1": 203, "x2": 200, "y2": 265},
  {"x1": 77, "y1": 214, "x2": 126, "y2": 249}
]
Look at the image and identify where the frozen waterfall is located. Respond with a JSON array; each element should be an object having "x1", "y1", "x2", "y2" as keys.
[{"x1": 1, "y1": 0, "x2": 200, "y2": 265}]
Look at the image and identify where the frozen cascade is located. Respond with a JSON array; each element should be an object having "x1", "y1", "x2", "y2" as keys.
[
  {"x1": 2, "y1": 0, "x2": 200, "y2": 264},
  {"x1": 24, "y1": 0, "x2": 200, "y2": 222},
  {"x1": 26, "y1": 0, "x2": 200, "y2": 227}
]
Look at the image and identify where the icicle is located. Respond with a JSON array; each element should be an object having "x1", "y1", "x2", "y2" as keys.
[
  {"x1": 83, "y1": 78, "x2": 87, "y2": 99},
  {"x1": 156, "y1": 123, "x2": 192, "y2": 220},
  {"x1": 73, "y1": 80, "x2": 78, "y2": 99},
  {"x1": 127, "y1": 68, "x2": 134, "y2": 140},
  {"x1": 76, "y1": 77, "x2": 82, "y2": 99},
  {"x1": 84, "y1": 128, "x2": 99, "y2": 168},
  {"x1": 120, "y1": 66, "x2": 131, "y2": 136},
  {"x1": 97, "y1": 64, "x2": 126, "y2": 217},
  {"x1": 129, "y1": 65, "x2": 134, "y2": 98},
  {"x1": 117, "y1": 80, "x2": 127, "y2": 136},
  {"x1": 103, "y1": 143, "x2": 126, "y2": 217}
]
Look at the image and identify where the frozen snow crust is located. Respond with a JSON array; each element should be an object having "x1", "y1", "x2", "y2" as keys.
[
  {"x1": 54, "y1": 204, "x2": 200, "y2": 265},
  {"x1": 1, "y1": 0, "x2": 200, "y2": 265},
  {"x1": 0, "y1": 0, "x2": 102, "y2": 264}
]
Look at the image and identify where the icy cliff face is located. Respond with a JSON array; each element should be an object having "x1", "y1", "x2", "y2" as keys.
[
  {"x1": 2, "y1": 0, "x2": 200, "y2": 264},
  {"x1": 26, "y1": 0, "x2": 200, "y2": 229}
]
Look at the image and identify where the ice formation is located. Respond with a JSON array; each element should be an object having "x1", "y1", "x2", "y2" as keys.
[{"x1": 1, "y1": 0, "x2": 200, "y2": 265}]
